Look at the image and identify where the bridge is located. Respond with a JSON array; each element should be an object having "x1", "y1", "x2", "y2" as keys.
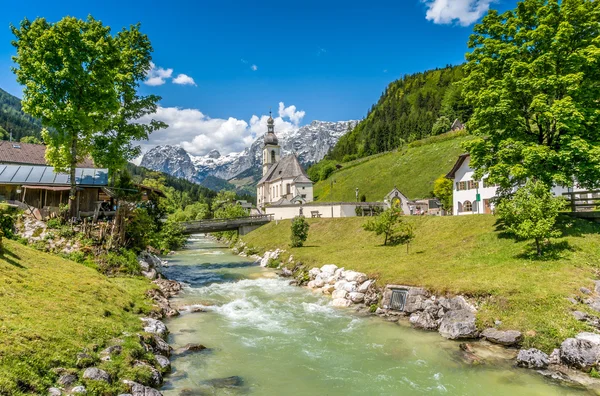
[{"x1": 179, "y1": 214, "x2": 274, "y2": 235}]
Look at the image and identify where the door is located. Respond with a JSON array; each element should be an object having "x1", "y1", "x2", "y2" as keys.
[{"x1": 483, "y1": 199, "x2": 492, "y2": 214}]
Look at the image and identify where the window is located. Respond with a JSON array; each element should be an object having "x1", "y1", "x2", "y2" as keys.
[
  {"x1": 463, "y1": 200, "x2": 473, "y2": 212},
  {"x1": 467, "y1": 180, "x2": 479, "y2": 190},
  {"x1": 286, "y1": 184, "x2": 291, "y2": 195},
  {"x1": 271, "y1": 150, "x2": 276, "y2": 163},
  {"x1": 301, "y1": 194, "x2": 306, "y2": 199},
  {"x1": 456, "y1": 181, "x2": 467, "y2": 191}
]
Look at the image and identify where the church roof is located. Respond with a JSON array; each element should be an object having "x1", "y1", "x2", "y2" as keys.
[{"x1": 257, "y1": 154, "x2": 311, "y2": 185}]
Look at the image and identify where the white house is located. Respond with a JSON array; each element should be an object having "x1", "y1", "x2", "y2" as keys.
[
  {"x1": 446, "y1": 154, "x2": 586, "y2": 215},
  {"x1": 256, "y1": 112, "x2": 314, "y2": 210}
]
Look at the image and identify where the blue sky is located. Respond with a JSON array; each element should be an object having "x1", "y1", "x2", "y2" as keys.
[{"x1": 1, "y1": 0, "x2": 517, "y2": 156}]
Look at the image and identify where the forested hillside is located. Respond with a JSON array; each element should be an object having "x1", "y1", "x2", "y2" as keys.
[
  {"x1": 0, "y1": 87, "x2": 42, "y2": 141},
  {"x1": 329, "y1": 65, "x2": 471, "y2": 161}
]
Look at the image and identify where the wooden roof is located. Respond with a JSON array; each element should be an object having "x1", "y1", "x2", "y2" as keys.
[{"x1": 0, "y1": 141, "x2": 95, "y2": 167}]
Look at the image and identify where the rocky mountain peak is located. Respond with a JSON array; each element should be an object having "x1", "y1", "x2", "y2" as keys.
[{"x1": 208, "y1": 149, "x2": 221, "y2": 159}]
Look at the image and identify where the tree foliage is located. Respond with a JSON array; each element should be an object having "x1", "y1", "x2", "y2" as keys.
[
  {"x1": 462, "y1": 0, "x2": 600, "y2": 189},
  {"x1": 362, "y1": 207, "x2": 414, "y2": 247},
  {"x1": 290, "y1": 216, "x2": 310, "y2": 248},
  {"x1": 496, "y1": 180, "x2": 566, "y2": 256},
  {"x1": 11, "y1": 16, "x2": 164, "y2": 212},
  {"x1": 432, "y1": 116, "x2": 452, "y2": 135},
  {"x1": 433, "y1": 175, "x2": 453, "y2": 212},
  {"x1": 0, "y1": 87, "x2": 42, "y2": 141}
]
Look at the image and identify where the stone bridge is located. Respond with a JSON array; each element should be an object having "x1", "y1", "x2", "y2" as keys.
[{"x1": 179, "y1": 214, "x2": 273, "y2": 235}]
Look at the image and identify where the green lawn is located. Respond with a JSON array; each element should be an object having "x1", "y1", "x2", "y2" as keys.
[
  {"x1": 0, "y1": 240, "x2": 153, "y2": 395},
  {"x1": 243, "y1": 215, "x2": 600, "y2": 351},
  {"x1": 314, "y1": 133, "x2": 471, "y2": 202}
]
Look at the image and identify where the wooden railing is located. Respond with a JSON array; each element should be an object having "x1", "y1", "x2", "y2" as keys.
[
  {"x1": 562, "y1": 190, "x2": 600, "y2": 212},
  {"x1": 179, "y1": 214, "x2": 273, "y2": 227}
]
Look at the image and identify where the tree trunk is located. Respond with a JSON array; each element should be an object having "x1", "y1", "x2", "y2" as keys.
[
  {"x1": 535, "y1": 238, "x2": 542, "y2": 256},
  {"x1": 384, "y1": 233, "x2": 388, "y2": 246},
  {"x1": 69, "y1": 137, "x2": 78, "y2": 219}
]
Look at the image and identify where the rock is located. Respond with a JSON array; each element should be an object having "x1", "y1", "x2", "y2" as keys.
[
  {"x1": 142, "y1": 268, "x2": 158, "y2": 280},
  {"x1": 139, "y1": 260, "x2": 150, "y2": 272},
  {"x1": 320, "y1": 264, "x2": 338, "y2": 275},
  {"x1": 595, "y1": 280, "x2": 600, "y2": 294},
  {"x1": 313, "y1": 276, "x2": 325, "y2": 288},
  {"x1": 281, "y1": 268, "x2": 293, "y2": 277},
  {"x1": 567, "y1": 297, "x2": 579, "y2": 305},
  {"x1": 153, "y1": 279, "x2": 182, "y2": 298},
  {"x1": 334, "y1": 280, "x2": 357, "y2": 293},
  {"x1": 48, "y1": 387, "x2": 62, "y2": 396},
  {"x1": 154, "y1": 355, "x2": 171, "y2": 371},
  {"x1": 347, "y1": 292, "x2": 365, "y2": 303},
  {"x1": 575, "y1": 332, "x2": 600, "y2": 345},
  {"x1": 75, "y1": 352, "x2": 95, "y2": 368},
  {"x1": 71, "y1": 386, "x2": 87, "y2": 394},
  {"x1": 581, "y1": 287, "x2": 592, "y2": 295},
  {"x1": 151, "y1": 334, "x2": 172, "y2": 357},
  {"x1": 134, "y1": 361, "x2": 162, "y2": 387},
  {"x1": 176, "y1": 343, "x2": 209, "y2": 356},
  {"x1": 201, "y1": 376, "x2": 244, "y2": 389},
  {"x1": 549, "y1": 348, "x2": 561, "y2": 365},
  {"x1": 438, "y1": 309, "x2": 478, "y2": 340},
  {"x1": 100, "y1": 345, "x2": 122, "y2": 361},
  {"x1": 448, "y1": 296, "x2": 476, "y2": 312},
  {"x1": 560, "y1": 338, "x2": 600, "y2": 370},
  {"x1": 58, "y1": 373, "x2": 77, "y2": 386},
  {"x1": 480, "y1": 328, "x2": 523, "y2": 346},
  {"x1": 409, "y1": 311, "x2": 438, "y2": 330},
  {"x1": 322, "y1": 284, "x2": 335, "y2": 294},
  {"x1": 587, "y1": 297, "x2": 600, "y2": 313},
  {"x1": 123, "y1": 380, "x2": 163, "y2": 396},
  {"x1": 494, "y1": 320, "x2": 502, "y2": 327},
  {"x1": 83, "y1": 367, "x2": 110, "y2": 383},
  {"x1": 331, "y1": 298, "x2": 352, "y2": 308},
  {"x1": 573, "y1": 311, "x2": 588, "y2": 321},
  {"x1": 331, "y1": 290, "x2": 347, "y2": 300},
  {"x1": 141, "y1": 318, "x2": 168, "y2": 338},
  {"x1": 308, "y1": 268, "x2": 321, "y2": 280},
  {"x1": 343, "y1": 271, "x2": 367, "y2": 284},
  {"x1": 404, "y1": 295, "x2": 426, "y2": 314},
  {"x1": 358, "y1": 279, "x2": 374, "y2": 293},
  {"x1": 306, "y1": 281, "x2": 316, "y2": 289},
  {"x1": 516, "y1": 348, "x2": 549, "y2": 369}
]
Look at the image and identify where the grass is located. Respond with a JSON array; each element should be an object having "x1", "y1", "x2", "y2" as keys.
[
  {"x1": 242, "y1": 215, "x2": 600, "y2": 351},
  {"x1": 314, "y1": 132, "x2": 471, "y2": 202},
  {"x1": 0, "y1": 239, "x2": 154, "y2": 395}
]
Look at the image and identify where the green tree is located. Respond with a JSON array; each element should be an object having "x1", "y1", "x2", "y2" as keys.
[
  {"x1": 319, "y1": 163, "x2": 336, "y2": 181},
  {"x1": 290, "y1": 216, "x2": 310, "y2": 247},
  {"x1": 362, "y1": 206, "x2": 406, "y2": 246},
  {"x1": 11, "y1": 16, "x2": 163, "y2": 215},
  {"x1": 496, "y1": 180, "x2": 566, "y2": 256},
  {"x1": 19, "y1": 135, "x2": 42, "y2": 144},
  {"x1": 432, "y1": 116, "x2": 451, "y2": 135},
  {"x1": 462, "y1": 0, "x2": 600, "y2": 190},
  {"x1": 433, "y1": 175, "x2": 453, "y2": 213}
]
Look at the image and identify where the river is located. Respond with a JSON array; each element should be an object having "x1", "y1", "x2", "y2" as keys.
[{"x1": 159, "y1": 235, "x2": 583, "y2": 395}]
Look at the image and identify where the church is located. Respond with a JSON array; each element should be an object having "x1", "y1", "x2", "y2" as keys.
[{"x1": 256, "y1": 112, "x2": 314, "y2": 210}]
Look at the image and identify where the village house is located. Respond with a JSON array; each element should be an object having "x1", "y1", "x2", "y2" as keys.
[{"x1": 446, "y1": 154, "x2": 589, "y2": 215}]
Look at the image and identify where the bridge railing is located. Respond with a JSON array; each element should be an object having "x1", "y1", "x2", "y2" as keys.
[
  {"x1": 562, "y1": 190, "x2": 600, "y2": 212},
  {"x1": 179, "y1": 214, "x2": 274, "y2": 226}
]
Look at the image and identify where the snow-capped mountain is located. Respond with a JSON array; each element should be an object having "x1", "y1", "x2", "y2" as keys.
[{"x1": 140, "y1": 120, "x2": 357, "y2": 186}]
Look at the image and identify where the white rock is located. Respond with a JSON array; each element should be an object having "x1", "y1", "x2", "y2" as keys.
[
  {"x1": 307, "y1": 281, "x2": 316, "y2": 289},
  {"x1": 322, "y1": 285, "x2": 335, "y2": 294},
  {"x1": 325, "y1": 275, "x2": 338, "y2": 285},
  {"x1": 348, "y1": 292, "x2": 365, "y2": 303},
  {"x1": 48, "y1": 388, "x2": 62, "y2": 396},
  {"x1": 342, "y1": 281, "x2": 357, "y2": 293},
  {"x1": 358, "y1": 279, "x2": 374, "y2": 293},
  {"x1": 320, "y1": 264, "x2": 338, "y2": 275},
  {"x1": 332, "y1": 289, "x2": 348, "y2": 299},
  {"x1": 575, "y1": 332, "x2": 600, "y2": 345},
  {"x1": 71, "y1": 386, "x2": 87, "y2": 394},
  {"x1": 313, "y1": 276, "x2": 325, "y2": 288},
  {"x1": 308, "y1": 268, "x2": 321, "y2": 280},
  {"x1": 141, "y1": 317, "x2": 167, "y2": 338},
  {"x1": 331, "y1": 298, "x2": 352, "y2": 307},
  {"x1": 334, "y1": 280, "x2": 346, "y2": 290},
  {"x1": 344, "y1": 271, "x2": 367, "y2": 283}
]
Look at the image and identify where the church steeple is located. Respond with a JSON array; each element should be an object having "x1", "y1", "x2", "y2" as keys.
[{"x1": 262, "y1": 110, "x2": 280, "y2": 176}]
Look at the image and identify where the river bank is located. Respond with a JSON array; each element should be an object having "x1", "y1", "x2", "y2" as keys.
[{"x1": 155, "y1": 234, "x2": 591, "y2": 395}]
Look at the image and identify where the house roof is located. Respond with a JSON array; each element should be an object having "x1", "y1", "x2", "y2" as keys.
[
  {"x1": 257, "y1": 154, "x2": 312, "y2": 185},
  {"x1": 0, "y1": 141, "x2": 95, "y2": 167},
  {"x1": 134, "y1": 183, "x2": 166, "y2": 198},
  {"x1": 384, "y1": 187, "x2": 410, "y2": 201},
  {"x1": 0, "y1": 164, "x2": 108, "y2": 186},
  {"x1": 446, "y1": 154, "x2": 470, "y2": 179}
]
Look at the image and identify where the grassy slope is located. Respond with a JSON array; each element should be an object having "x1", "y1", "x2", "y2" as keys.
[
  {"x1": 0, "y1": 240, "x2": 152, "y2": 394},
  {"x1": 243, "y1": 215, "x2": 600, "y2": 351},
  {"x1": 314, "y1": 133, "x2": 470, "y2": 202}
]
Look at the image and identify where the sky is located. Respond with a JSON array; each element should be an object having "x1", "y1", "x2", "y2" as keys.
[{"x1": 1, "y1": 0, "x2": 518, "y2": 158}]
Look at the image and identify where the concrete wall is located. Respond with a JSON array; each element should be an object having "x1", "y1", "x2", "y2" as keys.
[{"x1": 265, "y1": 203, "x2": 382, "y2": 220}]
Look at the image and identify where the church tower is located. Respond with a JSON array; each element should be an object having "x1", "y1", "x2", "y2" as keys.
[{"x1": 262, "y1": 111, "x2": 280, "y2": 176}]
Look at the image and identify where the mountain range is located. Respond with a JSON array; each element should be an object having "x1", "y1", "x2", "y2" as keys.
[{"x1": 140, "y1": 120, "x2": 357, "y2": 193}]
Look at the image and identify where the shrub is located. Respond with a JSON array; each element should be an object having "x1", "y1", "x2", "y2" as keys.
[
  {"x1": 291, "y1": 216, "x2": 310, "y2": 247},
  {"x1": 96, "y1": 249, "x2": 141, "y2": 275},
  {"x1": 155, "y1": 220, "x2": 187, "y2": 252},
  {"x1": 46, "y1": 218, "x2": 62, "y2": 229},
  {"x1": 362, "y1": 206, "x2": 413, "y2": 247}
]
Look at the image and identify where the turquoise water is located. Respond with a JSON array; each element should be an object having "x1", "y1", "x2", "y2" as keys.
[{"x1": 160, "y1": 235, "x2": 583, "y2": 395}]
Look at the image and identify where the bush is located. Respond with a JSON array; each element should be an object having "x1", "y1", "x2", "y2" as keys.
[
  {"x1": 125, "y1": 208, "x2": 157, "y2": 252},
  {"x1": 155, "y1": 220, "x2": 186, "y2": 252},
  {"x1": 96, "y1": 249, "x2": 141, "y2": 275},
  {"x1": 46, "y1": 218, "x2": 62, "y2": 229},
  {"x1": 362, "y1": 207, "x2": 414, "y2": 248},
  {"x1": 291, "y1": 216, "x2": 310, "y2": 247}
]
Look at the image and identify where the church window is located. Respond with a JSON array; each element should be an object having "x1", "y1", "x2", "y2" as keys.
[
  {"x1": 286, "y1": 184, "x2": 291, "y2": 195},
  {"x1": 271, "y1": 150, "x2": 276, "y2": 163},
  {"x1": 463, "y1": 200, "x2": 473, "y2": 212}
]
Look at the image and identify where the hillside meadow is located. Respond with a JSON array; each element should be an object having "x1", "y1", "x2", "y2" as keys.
[
  {"x1": 314, "y1": 132, "x2": 471, "y2": 202},
  {"x1": 242, "y1": 215, "x2": 600, "y2": 351}
]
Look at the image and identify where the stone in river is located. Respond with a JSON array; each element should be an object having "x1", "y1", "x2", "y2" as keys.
[
  {"x1": 480, "y1": 328, "x2": 523, "y2": 346},
  {"x1": 347, "y1": 292, "x2": 365, "y2": 303},
  {"x1": 201, "y1": 375, "x2": 244, "y2": 389},
  {"x1": 559, "y1": 338, "x2": 600, "y2": 371},
  {"x1": 331, "y1": 298, "x2": 352, "y2": 308},
  {"x1": 438, "y1": 309, "x2": 478, "y2": 339},
  {"x1": 176, "y1": 343, "x2": 210, "y2": 356},
  {"x1": 331, "y1": 289, "x2": 347, "y2": 300},
  {"x1": 516, "y1": 348, "x2": 549, "y2": 369},
  {"x1": 409, "y1": 312, "x2": 439, "y2": 330}
]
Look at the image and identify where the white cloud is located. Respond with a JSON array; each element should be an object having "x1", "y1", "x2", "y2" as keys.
[
  {"x1": 421, "y1": 0, "x2": 493, "y2": 26},
  {"x1": 136, "y1": 102, "x2": 305, "y2": 156},
  {"x1": 317, "y1": 47, "x2": 327, "y2": 56},
  {"x1": 144, "y1": 62, "x2": 196, "y2": 86},
  {"x1": 173, "y1": 74, "x2": 197, "y2": 86},
  {"x1": 251, "y1": 64, "x2": 258, "y2": 71},
  {"x1": 241, "y1": 58, "x2": 248, "y2": 64}
]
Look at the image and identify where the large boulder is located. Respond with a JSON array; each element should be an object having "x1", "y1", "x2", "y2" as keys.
[
  {"x1": 141, "y1": 318, "x2": 168, "y2": 338},
  {"x1": 438, "y1": 309, "x2": 478, "y2": 339},
  {"x1": 322, "y1": 284, "x2": 335, "y2": 294},
  {"x1": 358, "y1": 280, "x2": 374, "y2": 293},
  {"x1": 313, "y1": 276, "x2": 325, "y2": 288},
  {"x1": 82, "y1": 367, "x2": 110, "y2": 383},
  {"x1": 123, "y1": 380, "x2": 163, "y2": 396},
  {"x1": 516, "y1": 348, "x2": 549, "y2": 369},
  {"x1": 409, "y1": 312, "x2": 438, "y2": 330},
  {"x1": 154, "y1": 355, "x2": 171, "y2": 372},
  {"x1": 481, "y1": 328, "x2": 523, "y2": 346},
  {"x1": 559, "y1": 338, "x2": 600, "y2": 371},
  {"x1": 332, "y1": 290, "x2": 347, "y2": 300},
  {"x1": 58, "y1": 373, "x2": 77, "y2": 386},
  {"x1": 308, "y1": 268, "x2": 321, "y2": 280},
  {"x1": 48, "y1": 388, "x2": 62, "y2": 396},
  {"x1": 344, "y1": 271, "x2": 367, "y2": 284},
  {"x1": 347, "y1": 292, "x2": 365, "y2": 303},
  {"x1": 134, "y1": 361, "x2": 162, "y2": 387},
  {"x1": 575, "y1": 332, "x2": 600, "y2": 345},
  {"x1": 151, "y1": 334, "x2": 172, "y2": 357},
  {"x1": 320, "y1": 264, "x2": 338, "y2": 276},
  {"x1": 331, "y1": 298, "x2": 352, "y2": 308}
]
